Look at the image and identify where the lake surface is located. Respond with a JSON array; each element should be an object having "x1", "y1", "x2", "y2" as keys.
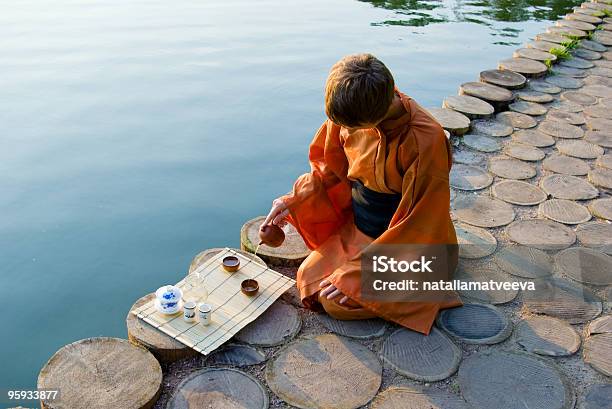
[{"x1": 0, "y1": 0, "x2": 580, "y2": 389}]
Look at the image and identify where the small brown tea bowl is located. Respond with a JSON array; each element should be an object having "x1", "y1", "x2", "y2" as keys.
[
  {"x1": 222, "y1": 256, "x2": 240, "y2": 272},
  {"x1": 241, "y1": 279, "x2": 259, "y2": 296}
]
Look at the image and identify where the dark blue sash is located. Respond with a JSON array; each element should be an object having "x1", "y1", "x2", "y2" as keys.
[{"x1": 351, "y1": 180, "x2": 401, "y2": 239}]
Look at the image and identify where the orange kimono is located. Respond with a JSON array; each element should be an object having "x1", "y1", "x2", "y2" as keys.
[{"x1": 281, "y1": 90, "x2": 462, "y2": 335}]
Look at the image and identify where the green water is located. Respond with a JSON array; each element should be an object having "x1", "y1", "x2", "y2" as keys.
[{"x1": 0, "y1": 0, "x2": 580, "y2": 392}]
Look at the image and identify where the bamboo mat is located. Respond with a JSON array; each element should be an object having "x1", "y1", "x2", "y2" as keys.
[{"x1": 132, "y1": 248, "x2": 295, "y2": 355}]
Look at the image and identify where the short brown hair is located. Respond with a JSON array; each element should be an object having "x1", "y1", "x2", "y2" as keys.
[{"x1": 325, "y1": 54, "x2": 395, "y2": 128}]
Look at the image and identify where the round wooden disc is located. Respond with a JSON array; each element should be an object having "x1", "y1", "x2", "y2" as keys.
[
  {"x1": 37, "y1": 337, "x2": 162, "y2": 409},
  {"x1": 499, "y1": 58, "x2": 548, "y2": 78},
  {"x1": 528, "y1": 40, "x2": 561, "y2": 51},
  {"x1": 587, "y1": 315, "x2": 612, "y2": 336},
  {"x1": 543, "y1": 153, "x2": 590, "y2": 175},
  {"x1": 567, "y1": 12, "x2": 602, "y2": 24},
  {"x1": 450, "y1": 164, "x2": 493, "y2": 191},
  {"x1": 471, "y1": 119, "x2": 513, "y2": 137},
  {"x1": 381, "y1": 327, "x2": 461, "y2": 381},
  {"x1": 560, "y1": 56, "x2": 595, "y2": 69},
  {"x1": 589, "y1": 198, "x2": 612, "y2": 220},
  {"x1": 535, "y1": 32, "x2": 569, "y2": 44},
  {"x1": 436, "y1": 303, "x2": 512, "y2": 344},
  {"x1": 458, "y1": 351, "x2": 574, "y2": 409},
  {"x1": 593, "y1": 32, "x2": 612, "y2": 47},
  {"x1": 594, "y1": 59, "x2": 612, "y2": 68},
  {"x1": 316, "y1": 314, "x2": 387, "y2": 339},
  {"x1": 427, "y1": 107, "x2": 471, "y2": 135},
  {"x1": 584, "y1": 334, "x2": 612, "y2": 376},
  {"x1": 459, "y1": 81, "x2": 514, "y2": 107},
  {"x1": 528, "y1": 79, "x2": 561, "y2": 94},
  {"x1": 581, "y1": 39, "x2": 608, "y2": 52},
  {"x1": 512, "y1": 129, "x2": 555, "y2": 147},
  {"x1": 166, "y1": 368, "x2": 268, "y2": 409},
  {"x1": 551, "y1": 65, "x2": 588, "y2": 78},
  {"x1": 453, "y1": 149, "x2": 486, "y2": 165},
  {"x1": 455, "y1": 265, "x2": 518, "y2": 304},
  {"x1": 480, "y1": 69, "x2": 526, "y2": 89},
  {"x1": 583, "y1": 384, "x2": 612, "y2": 409},
  {"x1": 549, "y1": 99, "x2": 584, "y2": 113},
  {"x1": 455, "y1": 222, "x2": 497, "y2": 259},
  {"x1": 488, "y1": 156, "x2": 536, "y2": 179},
  {"x1": 516, "y1": 316, "x2": 581, "y2": 356},
  {"x1": 584, "y1": 75, "x2": 612, "y2": 87},
  {"x1": 509, "y1": 100, "x2": 548, "y2": 116},
  {"x1": 585, "y1": 105, "x2": 612, "y2": 119},
  {"x1": 558, "y1": 18, "x2": 597, "y2": 31},
  {"x1": 206, "y1": 344, "x2": 266, "y2": 366},
  {"x1": 546, "y1": 109, "x2": 586, "y2": 125},
  {"x1": 443, "y1": 95, "x2": 495, "y2": 119},
  {"x1": 504, "y1": 143, "x2": 545, "y2": 162},
  {"x1": 538, "y1": 120, "x2": 584, "y2": 139},
  {"x1": 513, "y1": 48, "x2": 556, "y2": 62},
  {"x1": 462, "y1": 134, "x2": 502, "y2": 152},
  {"x1": 589, "y1": 167, "x2": 612, "y2": 189},
  {"x1": 524, "y1": 277, "x2": 602, "y2": 323},
  {"x1": 189, "y1": 247, "x2": 266, "y2": 274},
  {"x1": 582, "y1": 84, "x2": 612, "y2": 98},
  {"x1": 241, "y1": 216, "x2": 309, "y2": 266},
  {"x1": 540, "y1": 174, "x2": 598, "y2": 200},
  {"x1": 266, "y1": 334, "x2": 381, "y2": 409},
  {"x1": 126, "y1": 293, "x2": 198, "y2": 364},
  {"x1": 234, "y1": 301, "x2": 301, "y2": 346},
  {"x1": 545, "y1": 75, "x2": 584, "y2": 89},
  {"x1": 576, "y1": 221, "x2": 612, "y2": 253},
  {"x1": 596, "y1": 154, "x2": 612, "y2": 169},
  {"x1": 557, "y1": 140, "x2": 604, "y2": 159},
  {"x1": 452, "y1": 195, "x2": 515, "y2": 228},
  {"x1": 493, "y1": 244, "x2": 553, "y2": 278},
  {"x1": 605, "y1": 50, "x2": 612, "y2": 59},
  {"x1": 556, "y1": 247, "x2": 612, "y2": 285},
  {"x1": 492, "y1": 180, "x2": 547, "y2": 205},
  {"x1": 547, "y1": 25, "x2": 587, "y2": 38},
  {"x1": 497, "y1": 111, "x2": 537, "y2": 128},
  {"x1": 585, "y1": 130, "x2": 612, "y2": 147},
  {"x1": 587, "y1": 117, "x2": 612, "y2": 132},
  {"x1": 561, "y1": 90, "x2": 598, "y2": 105},
  {"x1": 506, "y1": 219, "x2": 576, "y2": 250},
  {"x1": 539, "y1": 199, "x2": 591, "y2": 224},
  {"x1": 370, "y1": 386, "x2": 470, "y2": 409},
  {"x1": 590, "y1": 66, "x2": 612, "y2": 77},
  {"x1": 516, "y1": 91, "x2": 554, "y2": 103}
]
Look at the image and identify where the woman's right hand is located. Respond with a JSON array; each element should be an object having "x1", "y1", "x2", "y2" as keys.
[{"x1": 262, "y1": 198, "x2": 290, "y2": 227}]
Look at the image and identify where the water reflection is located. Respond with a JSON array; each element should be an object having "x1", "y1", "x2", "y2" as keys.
[{"x1": 361, "y1": 0, "x2": 581, "y2": 44}]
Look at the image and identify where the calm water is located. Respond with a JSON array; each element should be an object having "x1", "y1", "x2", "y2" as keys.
[{"x1": 0, "y1": 0, "x2": 580, "y2": 390}]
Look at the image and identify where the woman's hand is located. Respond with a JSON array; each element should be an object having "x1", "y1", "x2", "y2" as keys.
[
  {"x1": 319, "y1": 279, "x2": 349, "y2": 304},
  {"x1": 262, "y1": 198, "x2": 290, "y2": 227}
]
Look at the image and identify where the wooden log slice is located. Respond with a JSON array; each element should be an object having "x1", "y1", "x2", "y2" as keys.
[
  {"x1": 516, "y1": 316, "x2": 581, "y2": 356},
  {"x1": 594, "y1": 58, "x2": 612, "y2": 68},
  {"x1": 583, "y1": 384, "x2": 612, "y2": 409},
  {"x1": 585, "y1": 130, "x2": 612, "y2": 147},
  {"x1": 535, "y1": 32, "x2": 570, "y2": 44},
  {"x1": 583, "y1": 333, "x2": 612, "y2": 376},
  {"x1": 492, "y1": 180, "x2": 547, "y2": 205},
  {"x1": 37, "y1": 337, "x2": 162, "y2": 409},
  {"x1": 524, "y1": 277, "x2": 602, "y2": 323},
  {"x1": 443, "y1": 95, "x2": 495, "y2": 119},
  {"x1": 587, "y1": 117, "x2": 612, "y2": 132},
  {"x1": 538, "y1": 120, "x2": 584, "y2": 139},
  {"x1": 587, "y1": 315, "x2": 612, "y2": 336},
  {"x1": 234, "y1": 301, "x2": 301, "y2": 346},
  {"x1": 581, "y1": 39, "x2": 608, "y2": 52},
  {"x1": 539, "y1": 199, "x2": 592, "y2": 224},
  {"x1": 493, "y1": 244, "x2": 553, "y2": 279},
  {"x1": 509, "y1": 101, "x2": 548, "y2": 116},
  {"x1": 585, "y1": 105, "x2": 612, "y2": 119},
  {"x1": 206, "y1": 344, "x2": 266, "y2": 366},
  {"x1": 516, "y1": 91, "x2": 554, "y2": 103},
  {"x1": 266, "y1": 334, "x2": 381, "y2": 409},
  {"x1": 488, "y1": 157, "x2": 536, "y2": 179},
  {"x1": 471, "y1": 119, "x2": 513, "y2": 137},
  {"x1": 596, "y1": 154, "x2": 612, "y2": 169},
  {"x1": 480, "y1": 69, "x2": 526, "y2": 89},
  {"x1": 462, "y1": 134, "x2": 502, "y2": 152},
  {"x1": 590, "y1": 66, "x2": 612, "y2": 77},
  {"x1": 567, "y1": 12, "x2": 603, "y2": 24},
  {"x1": 459, "y1": 81, "x2": 514, "y2": 111},
  {"x1": 166, "y1": 368, "x2": 268, "y2": 409},
  {"x1": 560, "y1": 90, "x2": 598, "y2": 105},
  {"x1": 453, "y1": 149, "x2": 486, "y2": 165},
  {"x1": 589, "y1": 198, "x2": 612, "y2": 220},
  {"x1": 527, "y1": 40, "x2": 562, "y2": 52},
  {"x1": 546, "y1": 109, "x2": 585, "y2": 125},
  {"x1": 575, "y1": 6, "x2": 605, "y2": 17},
  {"x1": 316, "y1": 314, "x2": 387, "y2": 339},
  {"x1": 560, "y1": 57, "x2": 595, "y2": 69},
  {"x1": 455, "y1": 264, "x2": 518, "y2": 304},
  {"x1": 557, "y1": 139, "x2": 604, "y2": 159},
  {"x1": 576, "y1": 221, "x2": 612, "y2": 253},
  {"x1": 528, "y1": 79, "x2": 562, "y2": 94},
  {"x1": 504, "y1": 143, "x2": 545, "y2": 162},
  {"x1": 497, "y1": 111, "x2": 537, "y2": 129},
  {"x1": 427, "y1": 107, "x2": 471, "y2": 135},
  {"x1": 603, "y1": 23, "x2": 612, "y2": 31},
  {"x1": 604, "y1": 50, "x2": 612, "y2": 60},
  {"x1": 589, "y1": 167, "x2": 612, "y2": 189},
  {"x1": 450, "y1": 164, "x2": 493, "y2": 191},
  {"x1": 513, "y1": 48, "x2": 557, "y2": 62},
  {"x1": 549, "y1": 99, "x2": 584, "y2": 113},
  {"x1": 572, "y1": 48, "x2": 602, "y2": 60},
  {"x1": 593, "y1": 31, "x2": 612, "y2": 46},
  {"x1": 545, "y1": 75, "x2": 585, "y2": 89},
  {"x1": 582, "y1": 84, "x2": 612, "y2": 98},
  {"x1": 370, "y1": 386, "x2": 470, "y2": 409},
  {"x1": 584, "y1": 74, "x2": 612, "y2": 86},
  {"x1": 452, "y1": 195, "x2": 515, "y2": 228},
  {"x1": 436, "y1": 303, "x2": 512, "y2": 344},
  {"x1": 558, "y1": 18, "x2": 597, "y2": 31},
  {"x1": 512, "y1": 129, "x2": 555, "y2": 147},
  {"x1": 381, "y1": 327, "x2": 461, "y2": 381},
  {"x1": 543, "y1": 154, "x2": 590, "y2": 175},
  {"x1": 455, "y1": 222, "x2": 497, "y2": 259},
  {"x1": 541, "y1": 174, "x2": 598, "y2": 200},
  {"x1": 126, "y1": 293, "x2": 198, "y2": 364},
  {"x1": 458, "y1": 351, "x2": 574, "y2": 409},
  {"x1": 189, "y1": 247, "x2": 266, "y2": 274},
  {"x1": 547, "y1": 25, "x2": 587, "y2": 38},
  {"x1": 556, "y1": 247, "x2": 612, "y2": 285},
  {"x1": 499, "y1": 58, "x2": 548, "y2": 78},
  {"x1": 583, "y1": 2, "x2": 612, "y2": 11},
  {"x1": 551, "y1": 65, "x2": 588, "y2": 78},
  {"x1": 241, "y1": 216, "x2": 309, "y2": 267},
  {"x1": 506, "y1": 219, "x2": 576, "y2": 250}
]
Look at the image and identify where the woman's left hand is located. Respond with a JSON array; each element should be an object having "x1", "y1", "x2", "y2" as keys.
[{"x1": 319, "y1": 279, "x2": 349, "y2": 304}]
